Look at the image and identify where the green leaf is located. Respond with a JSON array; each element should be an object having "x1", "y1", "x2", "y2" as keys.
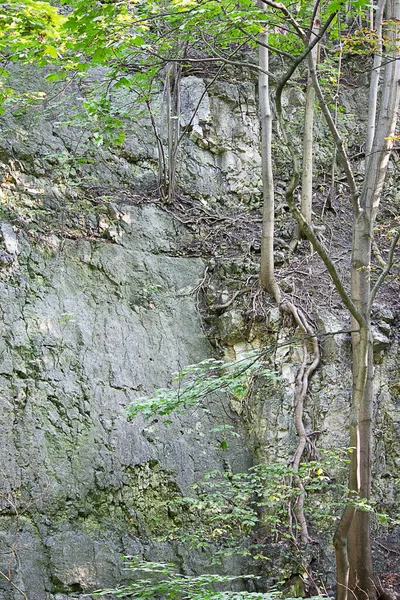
[
  {"x1": 45, "y1": 72, "x2": 62, "y2": 82},
  {"x1": 114, "y1": 76, "x2": 131, "y2": 89},
  {"x1": 44, "y1": 44, "x2": 58, "y2": 58}
]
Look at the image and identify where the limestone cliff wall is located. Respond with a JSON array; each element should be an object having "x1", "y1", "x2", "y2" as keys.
[
  {"x1": 0, "y1": 202, "x2": 254, "y2": 599},
  {"x1": 0, "y1": 67, "x2": 398, "y2": 599}
]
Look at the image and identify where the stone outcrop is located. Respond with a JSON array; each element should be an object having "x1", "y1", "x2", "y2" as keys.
[{"x1": 0, "y1": 66, "x2": 398, "y2": 598}]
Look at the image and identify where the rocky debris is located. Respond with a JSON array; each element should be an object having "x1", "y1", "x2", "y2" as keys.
[{"x1": 0, "y1": 248, "x2": 14, "y2": 266}]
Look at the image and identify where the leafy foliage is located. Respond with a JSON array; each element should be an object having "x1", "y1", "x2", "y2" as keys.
[
  {"x1": 0, "y1": 0, "x2": 64, "y2": 108},
  {"x1": 0, "y1": 0, "x2": 63, "y2": 59},
  {"x1": 93, "y1": 557, "x2": 322, "y2": 599},
  {"x1": 126, "y1": 352, "x2": 277, "y2": 420},
  {"x1": 151, "y1": 451, "x2": 354, "y2": 562}
]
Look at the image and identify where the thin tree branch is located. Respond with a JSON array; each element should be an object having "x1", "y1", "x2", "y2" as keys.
[
  {"x1": 143, "y1": 51, "x2": 277, "y2": 81},
  {"x1": 288, "y1": 199, "x2": 366, "y2": 326},
  {"x1": 219, "y1": 3, "x2": 296, "y2": 60},
  {"x1": 307, "y1": 51, "x2": 359, "y2": 207},
  {"x1": 275, "y1": 11, "x2": 337, "y2": 116},
  {"x1": 274, "y1": 70, "x2": 365, "y2": 326},
  {"x1": 0, "y1": 572, "x2": 28, "y2": 600},
  {"x1": 175, "y1": 38, "x2": 253, "y2": 153},
  {"x1": 372, "y1": 239, "x2": 387, "y2": 267},
  {"x1": 309, "y1": 0, "x2": 322, "y2": 35},
  {"x1": 259, "y1": 0, "x2": 307, "y2": 40},
  {"x1": 369, "y1": 230, "x2": 400, "y2": 309}
]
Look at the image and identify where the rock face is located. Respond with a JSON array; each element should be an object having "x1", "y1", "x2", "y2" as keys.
[
  {"x1": 0, "y1": 203, "x2": 251, "y2": 599},
  {"x1": 0, "y1": 68, "x2": 263, "y2": 600},
  {"x1": 0, "y1": 68, "x2": 399, "y2": 598}
]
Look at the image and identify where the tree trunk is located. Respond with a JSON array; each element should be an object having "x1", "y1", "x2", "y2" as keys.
[
  {"x1": 300, "y1": 14, "x2": 320, "y2": 226},
  {"x1": 365, "y1": 0, "x2": 386, "y2": 161},
  {"x1": 347, "y1": 277, "x2": 375, "y2": 599},
  {"x1": 164, "y1": 63, "x2": 181, "y2": 203},
  {"x1": 339, "y1": 2, "x2": 400, "y2": 597},
  {"x1": 276, "y1": 2, "x2": 399, "y2": 597},
  {"x1": 258, "y1": 1, "x2": 280, "y2": 301}
]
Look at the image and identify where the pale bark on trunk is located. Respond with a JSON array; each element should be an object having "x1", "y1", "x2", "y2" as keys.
[
  {"x1": 366, "y1": 0, "x2": 386, "y2": 160},
  {"x1": 346, "y1": 10, "x2": 400, "y2": 593},
  {"x1": 300, "y1": 15, "x2": 320, "y2": 226},
  {"x1": 258, "y1": 1, "x2": 280, "y2": 301},
  {"x1": 288, "y1": 3, "x2": 400, "y2": 594},
  {"x1": 340, "y1": 3, "x2": 400, "y2": 597},
  {"x1": 165, "y1": 63, "x2": 181, "y2": 203},
  {"x1": 255, "y1": 1, "x2": 399, "y2": 593}
]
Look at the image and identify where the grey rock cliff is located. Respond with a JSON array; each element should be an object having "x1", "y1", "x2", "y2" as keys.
[
  {"x1": 0, "y1": 203, "x2": 251, "y2": 599},
  {"x1": 0, "y1": 67, "x2": 399, "y2": 598}
]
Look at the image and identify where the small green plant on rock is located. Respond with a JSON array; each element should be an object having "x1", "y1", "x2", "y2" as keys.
[{"x1": 161, "y1": 452, "x2": 353, "y2": 557}]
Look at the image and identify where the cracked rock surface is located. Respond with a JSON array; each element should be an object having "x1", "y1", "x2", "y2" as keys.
[{"x1": 0, "y1": 204, "x2": 250, "y2": 599}]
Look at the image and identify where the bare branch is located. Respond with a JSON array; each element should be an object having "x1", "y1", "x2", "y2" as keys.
[
  {"x1": 219, "y1": 2, "x2": 296, "y2": 60},
  {"x1": 288, "y1": 199, "x2": 366, "y2": 326},
  {"x1": 275, "y1": 11, "x2": 337, "y2": 116},
  {"x1": 369, "y1": 231, "x2": 400, "y2": 309},
  {"x1": 270, "y1": 16, "x2": 364, "y2": 328},
  {"x1": 143, "y1": 51, "x2": 277, "y2": 80},
  {"x1": 307, "y1": 51, "x2": 359, "y2": 206},
  {"x1": 259, "y1": 0, "x2": 307, "y2": 41}
]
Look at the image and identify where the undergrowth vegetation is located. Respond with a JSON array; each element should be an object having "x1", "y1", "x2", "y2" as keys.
[
  {"x1": 118, "y1": 356, "x2": 393, "y2": 598},
  {"x1": 93, "y1": 558, "x2": 324, "y2": 600}
]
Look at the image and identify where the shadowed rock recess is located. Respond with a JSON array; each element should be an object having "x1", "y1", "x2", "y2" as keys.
[{"x1": 0, "y1": 68, "x2": 399, "y2": 599}]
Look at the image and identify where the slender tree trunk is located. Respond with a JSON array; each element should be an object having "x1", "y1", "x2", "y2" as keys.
[
  {"x1": 164, "y1": 63, "x2": 181, "y2": 203},
  {"x1": 290, "y1": 4, "x2": 400, "y2": 596},
  {"x1": 327, "y1": 33, "x2": 343, "y2": 215},
  {"x1": 343, "y1": 2, "x2": 400, "y2": 597},
  {"x1": 250, "y1": 2, "x2": 399, "y2": 592},
  {"x1": 347, "y1": 311, "x2": 374, "y2": 599},
  {"x1": 365, "y1": 0, "x2": 386, "y2": 161},
  {"x1": 300, "y1": 14, "x2": 320, "y2": 226},
  {"x1": 258, "y1": 1, "x2": 280, "y2": 301}
]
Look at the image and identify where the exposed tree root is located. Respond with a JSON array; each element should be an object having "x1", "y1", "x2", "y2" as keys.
[
  {"x1": 210, "y1": 287, "x2": 251, "y2": 313},
  {"x1": 267, "y1": 57, "x2": 322, "y2": 549},
  {"x1": 281, "y1": 297, "x2": 320, "y2": 544},
  {"x1": 267, "y1": 280, "x2": 320, "y2": 546}
]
